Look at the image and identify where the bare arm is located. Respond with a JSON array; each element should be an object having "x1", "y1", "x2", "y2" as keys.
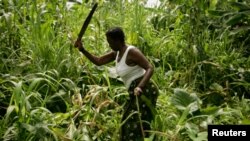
[
  {"x1": 128, "y1": 48, "x2": 154, "y2": 89},
  {"x1": 74, "y1": 39, "x2": 116, "y2": 66}
]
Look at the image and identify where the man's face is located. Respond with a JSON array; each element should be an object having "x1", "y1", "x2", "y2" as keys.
[{"x1": 107, "y1": 36, "x2": 119, "y2": 51}]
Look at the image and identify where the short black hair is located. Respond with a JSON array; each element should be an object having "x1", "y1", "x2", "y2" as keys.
[{"x1": 105, "y1": 27, "x2": 125, "y2": 42}]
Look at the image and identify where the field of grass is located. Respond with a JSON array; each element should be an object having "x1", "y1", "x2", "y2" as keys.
[{"x1": 1, "y1": 0, "x2": 250, "y2": 140}]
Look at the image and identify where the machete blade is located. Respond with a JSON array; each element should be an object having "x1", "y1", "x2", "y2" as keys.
[{"x1": 78, "y1": 3, "x2": 98, "y2": 40}]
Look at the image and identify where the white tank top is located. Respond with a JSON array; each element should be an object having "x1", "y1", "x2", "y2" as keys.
[{"x1": 115, "y1": 46, "x2": 145, "y2": 89}]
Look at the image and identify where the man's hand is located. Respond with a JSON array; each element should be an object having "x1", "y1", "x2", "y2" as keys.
[
  {"x1": 74, "y1": 38, "x2": 85, "y2": 52},
  {"x1": 134, "y1": 87, "x2": 142, "y2": 96}
]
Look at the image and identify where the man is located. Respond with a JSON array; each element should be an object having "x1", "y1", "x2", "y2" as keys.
[{"x1": 74, "y1": 27, "x2": 159, "y2": 140}]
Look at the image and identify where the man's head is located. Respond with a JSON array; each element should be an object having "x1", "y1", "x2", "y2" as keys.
[{"x1": 105, "y1": 27, "x2": 125, "y2": 51}]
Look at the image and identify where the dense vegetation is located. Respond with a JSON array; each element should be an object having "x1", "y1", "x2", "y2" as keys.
[{"x1": 1, "y1": 0, "x2": 250, "y2": 140}]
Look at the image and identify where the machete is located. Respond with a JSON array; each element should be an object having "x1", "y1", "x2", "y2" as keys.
[{"x1": 77, "y1": 3, "x2": 98, "y2": 40}]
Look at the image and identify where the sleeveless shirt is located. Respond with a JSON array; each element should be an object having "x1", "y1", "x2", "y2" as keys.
[{"x1": 115, "y1": 46, "x2": 145, "y2": 89}]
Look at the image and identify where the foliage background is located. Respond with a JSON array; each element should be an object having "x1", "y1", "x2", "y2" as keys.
[{"x1": 1, "y1": 0, "x2": 250, "y2": 140}]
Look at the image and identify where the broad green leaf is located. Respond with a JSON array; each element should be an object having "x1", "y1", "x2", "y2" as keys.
[
  {"x1": 5, "y1": 105, "x2": 16, "y2": 122},
  {"x1": 21, "y1": 123, "x2": 36, "y2": 133},
  {"x1": 170, "y1": 88, "x2": 199, "y2": 111},
  {"x1": 155, "y1": 115, "x2": 163, "y2": 130},
  {"x1": 200, "y1": 106, "x2": 220, "y2": 115},
  {"x1": 193, "y1": 132, "x2": 207, "y2": 141},
  {"x1": 178, "y1": 107, "x2": 190, "y2": 125},
  {"x1": 208, "y1": 10, "x2": 229, "y2": 16},
  {"x1": 30, "y1": 107, "x2": 52, "y2": 116},
  {"x1": 226, "y1": 13, "x2": 246, "y2": 26},
  {"x1": 240, "y1": 10, "x2": 250, "y2": 15},
  {"x1": 52, "y1": 128, "x2": 72, "y2": 141},
  {"x1": 185, "y1": 123, "x2": 199, "y2": 139},
  {"x1": 209, "y1": 83, "x2": 223, "y2": 92},
  {"x1": 229, "y1": 26, "x2": 250, "y2": 35},
  {"x1": 67, "y1": 121, "x2": 77, "y2": 139},
  {"x1": 230, "y1": 2, "x2": 250, "y2": 11},
  {"x1": 241, "y1": 119, "x2": 250, "y2": 124},
  {"x1": 28, "y1": 78, "x2": 44, "y2": 92},
  {"x1": 209, "y1": 0, "x2": 218, "y2": 10}
]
